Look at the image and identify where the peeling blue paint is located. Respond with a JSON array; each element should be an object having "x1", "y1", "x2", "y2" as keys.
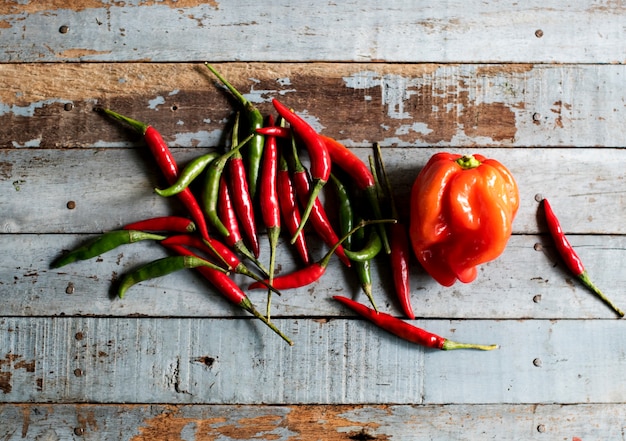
[
  {"x1": 0, "y1": 99, "x2": 71, "y2": 117},
  {"x1": 148, "y1": 96, "x2": 165, "y2": 110},
  {"x1": 171, "y1": 129, "x2": 223, "y2": 147},
  {"x1": 12, "y1": 138, "x2": 41, "y2": 148}
]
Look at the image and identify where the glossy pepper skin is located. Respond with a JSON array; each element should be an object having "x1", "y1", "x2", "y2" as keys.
[{"x1": 409, "y1": 153, "x2": 519, "y2": 287}]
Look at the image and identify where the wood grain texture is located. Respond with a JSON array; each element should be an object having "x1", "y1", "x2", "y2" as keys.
[
  {"x1": 0, "y1": 1, "x2": 624, "y2": 63},
  {"x1": 2, "y1": 63, "x2": 626, "y2": 148},
  {"x1": 0, "y1": 316, "x2": 625, "y2": 405},
  {"x1": 1, "y1": 147, "x2": 624, "y2": 235},
  {"x1": 2, "y1": 0, "x2": 626, "y2": 433},
  {"x1": 1, "y1": 403, "x2": 625, "y2": 440},
  {"x1": 3, "y1": 233, "x2": 626, "y2": 320}
]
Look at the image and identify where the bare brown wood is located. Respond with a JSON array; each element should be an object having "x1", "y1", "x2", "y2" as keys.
[
  {"x1": 3, "y1": 63, "x2": 626, "y2": 148},
  {"x1": 2, "y1": 403, "x2": 625, "y2": 440}
]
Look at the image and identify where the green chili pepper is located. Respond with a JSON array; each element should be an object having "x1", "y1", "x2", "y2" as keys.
[
  {"x1": 51, "y1": 230, "x2": 166, "y2": 269},
  {"x1": 330, "y1": 173, "x2": 378, "y2": 311},
  {"x1": 155, "y1": 152, "x2": 220, "y2": 197},
  {"x1": 117, "y1": 254, "x2": 228, "y2": 299},
  {"x1": 204, "y1": 63, "x2": 265, "y2": 200},
  {"x1": 352, "y1": 216, "x2": 378, "y2": 311},
  {"x1": 343, "y1": 227, "x2": 383, "y2": 262},
  {"x1": 202, "y1": 133, "x2": 254, "y2": 237}
]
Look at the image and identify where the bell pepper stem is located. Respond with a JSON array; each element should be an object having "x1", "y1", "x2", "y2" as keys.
[{"x1": 455, "y1": 155, "x2": 481, "y2": 169}]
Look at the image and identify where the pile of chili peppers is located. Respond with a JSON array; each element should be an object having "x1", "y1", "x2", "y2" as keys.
[{"x1": 51, "y1": 64, "x2": 622, "y2": 352}]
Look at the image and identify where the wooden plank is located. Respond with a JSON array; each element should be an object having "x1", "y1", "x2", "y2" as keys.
[
  {"x1": 1, "y1": 147, "x2": 625, "y2": 235},
  {"x1": 0, "y1": 316, "x2": 625, "y2": 404},
  {"x1": 0, "y1": 1, "x2": 624, "y2": 64},
  {"x1": 1, "y1": 403, "x2": 625, "y2": 440},
  {"x1": 4, "y1": 234, "x2": 626, "y2": 320},
  {"x1": 2, "y1": 63, "x2": 626, "y2": 148}
]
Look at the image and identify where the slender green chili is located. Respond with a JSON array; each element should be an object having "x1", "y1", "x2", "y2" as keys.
[
  {"x1": 204, "y1": 63, "x2": 265, "y2": 199},
  {"x1": 155, "y1": 152, "x2": 219, "y2": 197},
  {"x1": 343, "y1": 228, "x2": 383, "y2": 262},
  {"x1": 117, "y1": 255, "x2": 228, "y2": 299},
  {"x1": 51, "y1": 230, "x2": 166, "y2": 269},
  {"x1": 329, "y1": 173, "x2": 378, "y2": 311}
]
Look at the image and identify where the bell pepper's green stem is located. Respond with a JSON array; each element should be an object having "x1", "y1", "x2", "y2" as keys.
[{"x1": 456, "y1": 155, "x2": 482, "y2": 170}]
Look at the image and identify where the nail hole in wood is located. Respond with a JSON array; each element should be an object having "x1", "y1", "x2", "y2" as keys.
[
  {"x1": 59, "y1": 25, "x2": 69, "y2": 34},
  {"x1": 67, "y1": 200, "x2": 76, "y2": 209},
  {"x1": 64, "y1": 102, "x2": 74, "y2": 111},
  {"x1": 533, "y1": 294, "x2": 541, "y2": 303},
  {"x1": 533, "y1": 358, "x2": 542, "y2": 367},
  {"x1": 66, "y1": 282, "x2": 75, "y2": 294},
  {"x1": 533, "y1": 243, "x2": 543, "y2": 251},
  {"x1": 535, "y1": 29, "x2": 543, "y2": 38},
  {"x1": 537, "y1": 424, "x2": 546, "y2": 432},
  {"x1": 74, "y1": 368, "x2": 83, "y2": 377}
]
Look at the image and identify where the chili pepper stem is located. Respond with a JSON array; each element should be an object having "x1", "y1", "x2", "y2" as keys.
[
  {"x1": 578, "y1": 271, "x2": 625, "y2": 317},
  {"x1": 239, "y1": 297, "x2": 294, "y2": 346},
  {"x1": 441, "y1": 340, "x2": 499, "y2": 351},
  {"x1": 291, "y1": 179, "x2": 326, "y2": 244},
  {"x1": 320, "y1": 219, "x2": 396, "y2": 269},
  {"x1": 99, "y1": 108, "x2": 148, "y2": 135},
  {"x1": 233, "y1": 240, "x2": 270, "y2": 277},
  {"x1": 265, "y1": 226, "x2": 281, "y2": 320}
]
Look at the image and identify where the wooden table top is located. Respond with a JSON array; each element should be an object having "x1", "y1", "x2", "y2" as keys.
[{"x1": 1, "y1": 2, "x2": 625, "y2": 440}]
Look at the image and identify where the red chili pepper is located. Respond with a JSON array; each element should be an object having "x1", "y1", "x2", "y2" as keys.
[
  {"x1": 333, "y1": 296, "x2": 498, "y2": 351},
  {"x1": 258, "y1": 115, "x2": 281, "y2": 317},
  {"x1": 277, "y1": 154, "x2": 310, "y2": 265},
  {"x1": 288, "y1": 134, "x2": 351, "y2": 267},
  {"x1": 256, "y1": 126, "x2": 290, "y2": 138},
  {"x1": 100, "y1": 108, "x2": 211, "y2": 242},
  {"x1": 542, "y1": 198, "x2": 624, "y2": 317},
  {"x1": 161, "y1": 234, "x2": 277, "y2": 293},
  {"x1": 217, "y1": 176, "x2": 267, "y2": 273},
  {"x1": 374, "y1": 142, "x2": 414, "y2": 319},
  {"x1": 248, "y1": 220, "x2": 388, "y2": 291},
  {"x1": 165, "y1": 243, "x2": 293, "y2": 346},
  {"x1": 228, "y1": 112, "x2": 260, "y2": 258},
  {"x1": 271, "y1": 98, "x2": 331, "y2": 243},
  {"x1": 123, "y1": 216, "x2": 196, "y2": 234}
]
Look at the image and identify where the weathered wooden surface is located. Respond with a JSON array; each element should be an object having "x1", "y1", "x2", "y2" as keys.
[
  {"x1": 2, "y1": 1, "x2": 626, "y2": 439},
  {"x1": 1, "y1": 403, "x2": 625, "y2": 440},
  {"x1": 0, "y1": 1, "x2": 625, "y2": 64},
  {"x1": 3, "y1": 63, "x2": 626, "y2": 148}
]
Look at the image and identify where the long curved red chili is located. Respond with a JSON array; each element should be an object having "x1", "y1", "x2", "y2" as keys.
[
  {"x1": 289, "y1": 136, "x2": 351, "y2": 267},
  {"x1": 164, "y1": 243, "x2": 293, "y2": 346},
  {"x1": 271, "y1": 98, "x2": 331, "y2": 242},
  {"x1": 323, "y1": 135, "x2": 390, "y2": 253},
  {"x1": 542, "y1": 198, "x2": 624, "y2": 317},
  {"x1": 227, "y1": 113, "x2": 260, "y2": 258},
  {"x1": 123, "y1": 216, "x2": 196, "y2": 234},
  {"x1": 375, "y1": 142, "x2": 414, "y2": 319},
  {"x1": 277, "y1": 154, "x2": 310, "y2": 265},
  {"x1": 100, "y1": 108, "x2": 211, "y2": 241},
  {"x1": 258, "y1": 115, "x2": 281, "y2": 317},
  {"x1": 333, "y1": 296, "x2": 498, "y2": 351},
  {"x1": 218, "y1": 176, "x2": 266, "y2": 272},
  {"x1": 248, "y1": 220, "x2": 389, "y2": 291},
  {"x1": 161, "y1": 234, "x2": 275, "y2": 291}
]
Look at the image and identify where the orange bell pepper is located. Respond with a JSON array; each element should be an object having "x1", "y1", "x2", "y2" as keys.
[{"x1": 409, "y1": 153, "x2": 519, "y2": 286}]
